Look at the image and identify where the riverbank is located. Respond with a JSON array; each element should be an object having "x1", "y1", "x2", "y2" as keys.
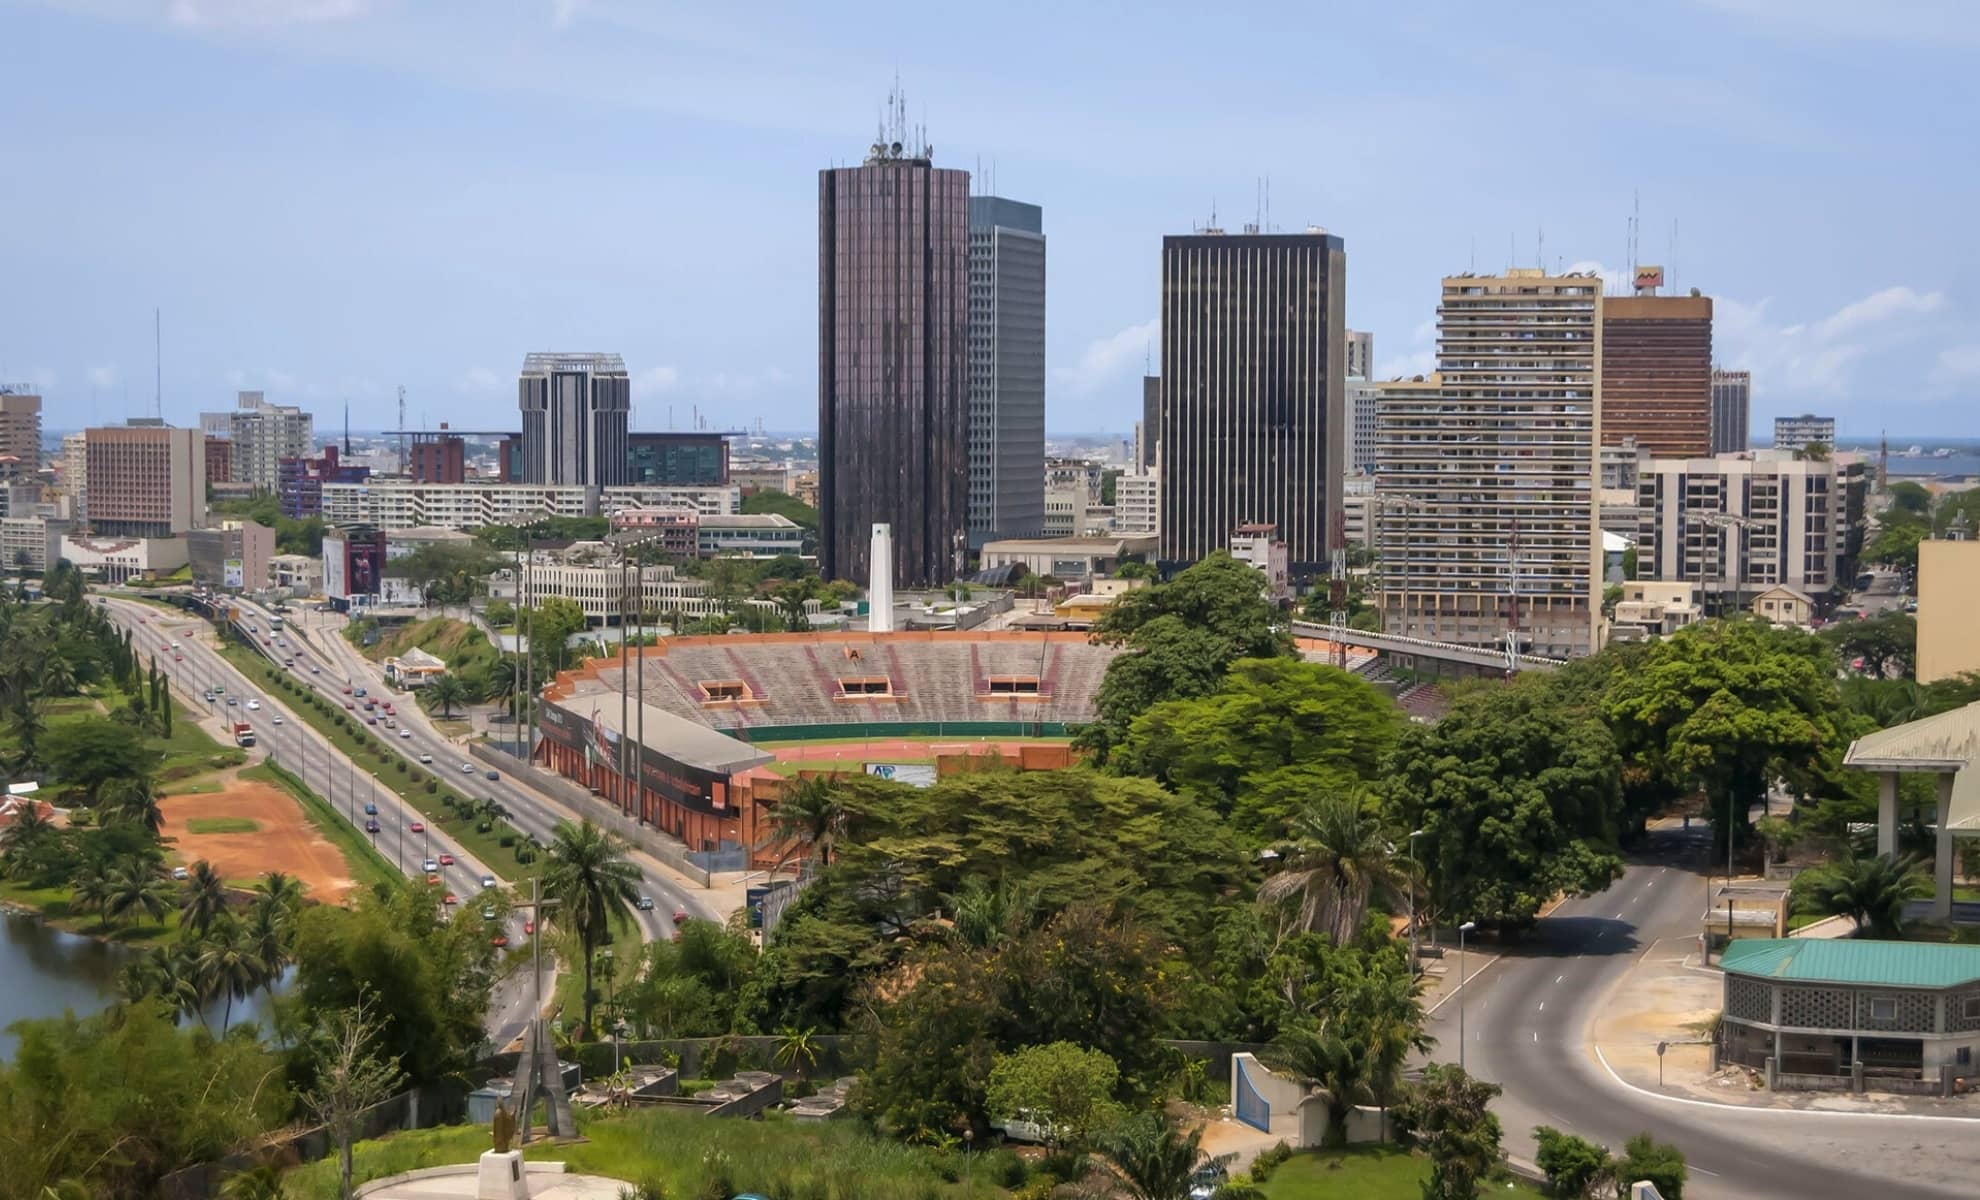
[{"x1": 0, "y1": 880, "x2": 185, "y2": 944}]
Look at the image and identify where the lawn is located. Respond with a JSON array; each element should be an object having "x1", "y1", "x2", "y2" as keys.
[
  {"x1": 1258, "y1": 1146, "x2": 1544, "y2": 1199},
  {"x1": 768, "y1": 754, "x2": 937, "y2": 777},
  {"x1": 218, "y1": 643, "x2": 539, "y2": 883},
  {"x1": 284, "y1": 1107, "x2": 1020, "y2": 1200},
  {"x1": 0, "y1": 880, "x2": 185, "y2": 944},
  {"x1": 185, "y1": 816, "x2": 258, "y2": 834}
]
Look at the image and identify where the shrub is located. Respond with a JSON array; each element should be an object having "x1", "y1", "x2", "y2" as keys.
[
  {"x1": 498, "y1": 834, "x2": 516, "y2": 849},
  {"x1": 395, "y1": 760, "x2": 409, "y2": 774},
  {"x1": 477, "y1": 821, "x2": 493, "y2": 834},
  {"x1": 1536, "y1": 1126, "x2": 1612, "y2": 1198},
  {"x1": 1614, "y1": 1133, "x2": 1686, "y2": 1200},
  {"x1": 1248, "y1": 1141, "x2": 1293, "y2": 1182},
  {"x1": 425, "y1": 780, "x2": 438, "y2": 794}
]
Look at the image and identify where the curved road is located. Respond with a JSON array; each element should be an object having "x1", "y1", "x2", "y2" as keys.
[{"x1": 1432, "y1": 826, "x2": 1980, "y2": 1199}]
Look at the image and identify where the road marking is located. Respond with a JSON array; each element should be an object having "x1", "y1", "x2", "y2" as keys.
[
  {"x1": 1591, "y1": 1045, "x2": 1980, "y2": 1123},
  {"x1": 1537, "y1": 1002, "x2": 1545, "y2": 1012},
  {"x1": 1615, "y1": 911, "x2": 1626, "y2": 918},
  {"x1": 1692, "y1": 1166, "x2": 1721, "y2": 1177},
  {"x1": 1532, "y1": 1031, "x2": 1538, "y2": 1043},
  {"x1": 1555, "y1": 974, "x2": 1564, "y2": 984}
]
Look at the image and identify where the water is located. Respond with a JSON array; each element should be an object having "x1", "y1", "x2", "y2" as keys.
[{"x1": 0, "y1": 911, "x2": 281, "y2": 1059}]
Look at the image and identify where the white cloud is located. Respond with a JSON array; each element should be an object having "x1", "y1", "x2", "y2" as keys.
[
  {"x1": 1053, "y1": 318, "x2": 1157, "y2": 397},
  {"x1": 631, "y1": 365, "x2": 678, "y2": 397},
  {"x1": 1716, "y1": 284, "x2": 1945, "y2": 398},
  {"x1": 1931, "y1": 345, "x2": 1980, "y2": 390},
  {"x1": 87, "y1": 365, "x2": 118, "y2": 389},
  {"x1": 455, "y1": 367, "x2": 503, "y2": 396},
  {"x1": 166, "y1": 0, "x2": 369, "y2": 27},
  {"x1": 549, "y1": 0, "x2": 582, "y2": 30},
  {"x1": 1563, "y1": 259, "x2": 1632, "y2": 295}
]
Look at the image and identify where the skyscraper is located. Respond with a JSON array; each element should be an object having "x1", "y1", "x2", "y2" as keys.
[
  {"x1": 966, "y1": 195, "x2": 1046, "y2": 546},
  {"x1": 1600, "y1": 293, "x2": 1713, "y2": 457},
  {"x1": 1711, "y1": 368, "x2": 1752, "y2": 454},
  {"x1": 1376, "y1": 269, "x2": 1604, "y2": 658},
  {"x1": 83, "y1": 423, "x2": 208, "y2": 537},
  {"x1": 0, "y1": 388, "x2": 42, "y2": 469},
  {"x1": 518, "y1": 353, "x2": 631, "y2": 487},
  {"x1": 1159, "y1": 228, "x2": 1345, "y2": 578},
  {"x1": 228, "y1": 391, "x2": 313, "y2": 491},
  {"x1": 1139, "y1": 375, "x2": 1161, "y2": 471},
  {"x1": 1343, "y1": 330, "x2": 1374, "y2": 381},
  {"x1": 818, "y1": 128, "x2": 969, "y2": 586}
]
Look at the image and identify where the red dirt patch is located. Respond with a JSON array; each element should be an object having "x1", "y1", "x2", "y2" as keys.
[{"x1": 160, "y1": 780, "x2": 358, "y2": 903}]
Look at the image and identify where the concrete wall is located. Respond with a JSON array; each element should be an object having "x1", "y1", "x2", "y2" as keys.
[{"x1": 1919, "y1": 540, "x2": 1980, "y2": 683}]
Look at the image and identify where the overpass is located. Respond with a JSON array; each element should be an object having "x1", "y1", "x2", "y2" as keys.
[{"x1": 1289, "y1": 621, "x2": 1566, "y2": 675}]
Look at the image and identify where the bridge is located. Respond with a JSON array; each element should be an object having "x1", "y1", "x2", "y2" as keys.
[{"x1": 1288, "y1": 621, "x2": 1567, "y2": 675}]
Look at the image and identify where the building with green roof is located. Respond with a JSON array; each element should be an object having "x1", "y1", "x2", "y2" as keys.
[{"x1": 1721, "y1": 938, "x2": 1980, "y2": 1090}]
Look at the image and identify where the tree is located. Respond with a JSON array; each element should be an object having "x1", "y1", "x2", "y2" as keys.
[
  {"x1": 218, "y1": 1163, "x2": 289, "y2": 1200},
  {"x1": 1534, "y1": 1126, "x2": 1613, "y2": 1198},
  {"x1": 41, "y1": 718, "x2": 158, "y2": 800},
  {"x1": 1099, "y1": 1111, "x2": 1204, "y2": 1200},
  {"x1": 1341, "y1": 949, "x2": 1434, "y2": 1128},
  {"x1": 1613, "y1": 1132, "x2": 1687, "y2": 1199},
  {"x1": 299, "y1": 993, "x2": 406, "y2": 1200},
  {"x1": 196, "y1": 918, "x2": 268, "y2": 1032},
  {"x1": 1389, "y1": 680, "x2": 1624, "y2": 931},
  {"x1": 522, "y1": 596, "x2": 587, "y2": 672},
  {"x1": 773, "y1": 578, "x2": 818, "y2": 632},
  {"x1": 101, "y1": 775, "x2": 165, "y2": 837},
  {"x1": 984, "y1": 1041, "x2": 1121, "y2": 1152},
  {"x1": 1863, "y1": 523, "x2": 1924, "y2": 573},
  {"x1": 1391, "y1": 1064, "x2": 1504, "y2": 1200},
  {"x1": 761, "y1": 774, "x2": 849, "y2": 870},
  {"x1": 773, "y1": 1026, "x2": 821, "y2": 1086},
  {"x1": 1263, "y1": 1020, "x2": 1367, "y2": 1146},
  {"x1": 1886, "y1": 481, "x2": 1932, "y2": 517},
  {"x1": 740, "y1": 489, "x2": 819, "y2": 530},
  {"x1": 423, "y1": 675, "x2": 468, "y2": 719},
  {"x1": 0, "y1": 801, "x2": 52, "y2": 864},
  {"x1": 542, "y1": 819, "x2": 642, "y2": 1038},
  {"x1": 1822, "y1": 611, "x2": 1916, "y2": 678},
  {"x1": 1258, "y1": 794, "x2": 1407, "y2": 945},
  {"x1": 1115, "y1": 657, "x2": 1402, "y2": 838},
  {"x1": 180, "y1": 859, "x2": 229, "y2": 937},
  {"x1": 103, "y1": 857, "x2": 173, "y2": 929},
  {"x1": 1795, "y1": 849, "x2": 1929, "y2": 938}
]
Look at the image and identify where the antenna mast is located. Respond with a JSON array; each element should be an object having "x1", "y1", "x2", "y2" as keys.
[
  {"x1": 397, "y1": 385, "x2": 407, "y2": 473},
  {"x1": 343, "y1": 400, "x2": 351, "y2": 457},
  {"x1": 153, "y1": 308, "x2": 162, "y2": 419}
]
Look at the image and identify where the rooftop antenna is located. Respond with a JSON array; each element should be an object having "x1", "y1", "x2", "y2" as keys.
[
  {"x1": 1671, "y1": 218, "x2": 1679, "y2": 291},
  {"x1": 343, "y1": 400, "x2": 351, "y2": 457},
  {"x1": 397, "y1": 384, "x2": 407, "y2": 473},
  {"x1": 1537, "y1": 223, "x2": 1544, "y2": 271},
  {"x1": 1265, "y1": 174, "x2": 1271, "y2": 233},
  {"x1": 153, "y1": 307, "x2": 162, "y2": 420}
]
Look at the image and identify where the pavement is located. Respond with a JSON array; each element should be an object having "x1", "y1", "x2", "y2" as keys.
[{"x1": 1428, "y1": 824, "x2": 1980, "y2": 1200}]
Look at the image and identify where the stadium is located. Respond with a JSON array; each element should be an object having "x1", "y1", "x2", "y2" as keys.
[{"x1": 533, "y1": 629, "x2": 1121, "y2": 865}]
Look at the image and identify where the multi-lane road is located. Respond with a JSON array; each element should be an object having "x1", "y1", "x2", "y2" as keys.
[{"x1": 1432, "y1": 826, "x2": 1980, "y2": 1199}]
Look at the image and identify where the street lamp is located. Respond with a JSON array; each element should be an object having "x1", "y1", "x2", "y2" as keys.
[
  {"x1": 1457, "y1": 920, "x2": 1477, "y2": 1072},
  {"x1": 1407, "y1": 829, "x2": 1426, "y2": 974}
]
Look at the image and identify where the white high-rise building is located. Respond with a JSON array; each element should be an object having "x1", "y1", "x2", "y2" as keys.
[
  {"x1": 1773, "y1": 412, "x2": 1835, "y2": 453},
  {"x1": 1636, "y1": 450, "x2": 1851, "y2": 613},
  {"x1": 1116, "y1": 470, "x2": 1159, "y2": 537},
  {"x1": 228, "y1": 391, "x2": 313, "y2": 491},
  {"x1": 1376, "y1": 270, "x2": 1605, "y2": 657}
]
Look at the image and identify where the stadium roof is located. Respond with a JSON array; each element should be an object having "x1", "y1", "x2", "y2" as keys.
[
  {"x1": 1721, "y1": 938, "x2": 1980, "y2": 989},
  {"x1": 572, "y1": 694, "x2": 773, "y2": 777}
]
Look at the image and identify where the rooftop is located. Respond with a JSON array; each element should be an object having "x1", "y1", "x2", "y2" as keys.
[
  {"x1": 699, "y1": 513, "x2": 799, "y2": 530},
  {"x1": 520, "y1": 352, "x2": 627, "y2": 376},
  {"x1": 981, "y1": 534, "x2": 1159, "y2": 556},
  {"x1": 1722, "y1": 938, "x2": 1980, "y2": 989},
  {"x1": 555, "y1": 693, "x2": 773, "y2": 777}
]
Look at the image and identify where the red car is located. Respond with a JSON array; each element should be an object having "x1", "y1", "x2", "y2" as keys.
[
  {"x1": 442, "y1": 893, "x2": 458, "y2": 906},
  {"x1": 342, "y1": 700, "x2": 354, "y2": 710},
  {"x1": 427, "y1": 872, "x2": 440, "y2": 884},
  {"x1": 173, "y1": 654, "x2": 183, "y2": 662},
  {"x1": 341, "y1": 685, "x2": 352, "y2": 694},
  {"x1": 491, "y1": 934, "x2": 510, "y2": 948},
  {"x1": 409, "y1": 821, "x2": 426, "y2": 833},
  {"x1": 438, "y1": 853, "x2": 455, "y2": 866}
]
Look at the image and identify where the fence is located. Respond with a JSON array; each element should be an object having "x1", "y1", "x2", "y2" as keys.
[
  {"x1": 729, "y1": 719, "x2": 1072, "y2": 744},
  {"x1": 1233, "y1": 1055, "x2": 1271, "y2": 1133},
  {"x1": 467, "y1": 741, "x2": 712, "y2": 887},
  {"x1": 156, "y1": 1084, "x2": 465, "y2": 1200}
]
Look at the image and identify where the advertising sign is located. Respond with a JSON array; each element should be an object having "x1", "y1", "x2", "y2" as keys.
[
  {"x1": 222, "y1": 558, "x2": 244, "y2": 589},
  {"x1": 1633, "y1": 265, "x2": 1665, "y2": 291},
  {"x1": 864, "y1": 762, "x2": 938, "y2": 788}
]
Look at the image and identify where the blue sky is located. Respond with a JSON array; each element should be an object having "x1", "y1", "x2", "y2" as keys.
[{"x1": 3, "y1": 0, "x2": 1977, "y2": 442}]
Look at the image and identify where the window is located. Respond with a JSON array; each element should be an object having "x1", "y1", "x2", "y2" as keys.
[
  {"x1": 987, "y1": 676, "x2": 1042, "y2": 695},
  {"x1": 1869, "y1": 996, "x2": 1898, "y2": 1022},
  {"x1": 699, "y1": 680, "x2": 748, "y2": 702},
  {"x1": 839, "y1": 677, "x2": 892, "y2": 696},
  {"x1": 1964, "y1": 996, "x2": 1980, "y2": 1022}
]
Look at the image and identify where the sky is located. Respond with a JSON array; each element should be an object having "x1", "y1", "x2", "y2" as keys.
[{"x1": 3, "y1": 0, "x2": 1978, "y2": 443}]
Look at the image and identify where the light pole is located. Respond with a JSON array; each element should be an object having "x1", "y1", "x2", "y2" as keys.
[
  {"x1": 1457, "y1": 920, "x2": 1477, "y2": 1072},
  {"x1": 1407, "y1": 829, "x2": 1426, "y2": 974}
]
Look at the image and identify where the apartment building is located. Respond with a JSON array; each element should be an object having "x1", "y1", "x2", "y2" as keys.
[
  {"x1": 1115, "y1": 470, "x2": 1159, "y2": 537},
  {"x1": 0, "y1": 515, "x2": 71, "y2": 573},
  {"x1": 696, "y1": 514, "x2": 805, "y2": 560},
  {"x1": 228, "y1": 392, "x2": 313, "y2": 491},
  {"x1": 1345, "y1": 379, "x2": 1381, "y2": 477},
  {"x1": 317, "y1": 481, "x2": 742, "y2": 530},
  {"x1": 278, "y1": 444, "x2": 370, "y2": 519},
  {"x1": 0, "y1": 389, "x2": 41, "y2": 467},
  {"x1": 59, "y1": 433, "x2": 86, "y2": 516},
  {"x1": 1375, "y1": 271, "x2": 1605, "y2": 658},
  {"x1": 607, "y1": 507, "x2": 699, "y2": 559},
  {"x1": 1774, "y1": 413, "x2": 1835, "y2": 452},
  {"x1": 487, "y1": 557, "x2": 719, "y2": 626},
  {"x1": 1635, "y1": 450, "x2": 1851, "y2": 613},
  {"x1": 83, "y1": 424, "x2": 207, "y2": 537}
]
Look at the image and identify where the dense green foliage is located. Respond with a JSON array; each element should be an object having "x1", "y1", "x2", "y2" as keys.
[
  {"x1": 1792, "y1": 849, "x2": 1930, "y2": 937},
  {"x1": 1534, "y1": 1125, "x2": 1612, "y2": 1197},
  {"x1": 1613, "y1": 1133, "x2": 1688, "y2": 1199},
  {"x1": 382, "y1": 540, "x2": 503, "y2": 606},
  {"x1": 1391, "y1": 1064, "x2": 1504, "y2": 1200},
  {"x1": 1821, "y1": 611, "x2": 1916, "y2": 678},
  {"x1": 740, "y1": 488, "x2": 820, "y2": 530},
  {"x1": 984, "y1": 1041, "x2": 1121, "y2": 1151}
]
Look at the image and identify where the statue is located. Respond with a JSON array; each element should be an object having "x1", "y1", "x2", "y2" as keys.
[{"x1": 492, "y1": 1097, "x2": 516, "y2": 1154}]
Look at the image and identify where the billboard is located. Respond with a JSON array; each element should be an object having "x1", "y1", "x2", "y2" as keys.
[
  {"x1": 1633, "y1": 265, "x2": 1665, "y2": 291},
  {"x1": 864, "y1": 762, "x2": 938, "y2": 788},
  {"x1": 222, "y1": 558, "x2": 244, "y2": 589},
  {"x1": 322, "y1": 536, "x2": 347, "y2": 600}
]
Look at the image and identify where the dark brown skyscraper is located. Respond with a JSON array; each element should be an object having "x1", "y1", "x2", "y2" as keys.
[
  {"x1": 1159, "y1": 229, "x2": 1345, "y2": 578},
  {"x1": 818, "y1": 129, "x2": 969, "y2": 588},
  {"x1": 1600, "y1": 293, "x2": 1713, "y2": 457}
]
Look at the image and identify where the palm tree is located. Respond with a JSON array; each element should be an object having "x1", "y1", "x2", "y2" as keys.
[
  {"x1": 116, "y1": 946, "x2": 206, "y2": 1024},
  {"x1": 104, "y1": 858, "x2": 174, "y2": 929},
  {"x1": 1263, "y1": 1019, "x2": 1369, "y2": 1146},
  {"x1": 0, "y1": 801, "x2": 52, "y2": 864},
  {"x1": 760, "y1": 774, "x2": 848, "y2": 872},
  {"x1": 36, "y1": 656, "x2": 77, "y2": 699},
  {"x1": 541, "y1": 818, "x2": 642, "y2": 1038},
  {"x1": 1100, "y1": 1111, "x2": 1205, "y2": 1200},
  {"x1": 180, "y1": 860, "x2": 229, "y2": 937},
  {"x1": 71, "y1": 864, "x2": 113, "y2": 926},
  {"x1": 773, "y1": 1026, "x2": 820, "y2": 1086},
  {"x1": 1258, "y1": 794, "x2": 1407, "y2": 945},
  {"x1": 425, "y1": 675, "x2": 469, "y2": 719},
  {"x1": 100, "y1": 775, "x2": 165, "y2": 837},
  {"x1": 1354, "y1": 962, "x2": 1435, "y2": 1135},
  {"x1": 255, "y1": 870, "x2": 305, "y2": 915},
  {"x1": 1803, "y1": 849, "x2": 1930, "y2": 938},
  {"x1": 218, "y1": 1163, "x2": 288, "y2": 1200},
  {"x1": 8, "y1": 694, "x2": 44, "y2": 773},
  {"x1": 242, "y1": 893, "x2": 294, "y2": 1000},
  {"x1": 197, "y1": 918, "x2": 268, "y2": 1033}
]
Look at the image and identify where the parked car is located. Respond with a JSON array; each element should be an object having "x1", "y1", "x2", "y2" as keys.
[
  {"x1": 171, "y1": 866, "x2": 189, "y2": 880},
  {"x1": 481, "y1": 905, "x2": 496, "y2": 921},
  {"x1": 1187, "y1": 1162, "x2": 1229, "y2": 1200}
]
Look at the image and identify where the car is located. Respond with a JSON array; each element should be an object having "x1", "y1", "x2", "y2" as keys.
[
  {"x1": 480, "y1": 875, "x2": 497, "y2": 890},
  {"x1": 442, "y1": 893, "x2": 458, "y2": 906},
  {"x1": 245, "y1": 699, "x2": 260, "y2": 711},
  {"x1": 272, "y1": 715, "x2": 284, "y2": 725},
  {"x1": 409, "y1": 821, "x2": 426, "y2": 833},
  {"x1": 636, "y1": 896, "x2": 656, "y2": 911},
  {"x1": 309, "y1": 665, "x2": 320, "y2": 674},
  {"x1": 363, "y1": 802, "x2": 377, "y2": 815},
  {"x1": 438, "y1": 853, "x2": 454, "y2": 866},
  {"x1": 342, "y1": 701, "x2": 354, "y2": 710},
  {"x1": 354, "y1": 686, "x2": 367, "y2": 697},
  {"x1": 460, "y1": 762, "x2": 476, "y2": 774},
  {"x1": 400, "y1": 728, "x2": 412, "y2": 739},
  {"x1": 382, "y1": 703, "x2": 394, "y2": 714},
  {"x1": 170, "y1": 641, "x2": 180, "y2": 649},
  {"x1": 171, "y1": 866, "x2": 189, "y2": 880},
  {"x1": 427, "y1": 872, "x2": 441, "y2": 884},
  {"x1": 418, "y1": 753, "x2": 433, "y2": 764},
  {"x1": 341, "y1": 685, "x2": 352, "y2": 695},
  {"x1": 365, "y1": 716, "x2": 377, "y2": 725},
  {"x1": 261, "y1": 638, "x2": 271, "y2": 646},
  {"x1": 248, "y1": 624, "x2": 257, "y2": 633},
  {"x1": 226, "y1": 697, "x2": 238, "y2": 706},
  {"x1": 1187, "y1": 1162, "x2": 1228, "y2": 1200},
  {"x1": 364, "y1": 819, "x2": 380, "y2": 833},
  {"x1": 485, "y1": 769, "x2": 500, "y2": 781},
  {"x1": 422, "y1": 858, "x2": 438, "y2": 873},
  {"x1": 173, "y1": 654, "x2": 183, "y2": 662},
  {"x1": 283, "y1": 658, "x2": 294, "y2": 667},
  {"x1": 481, "y1": 905, "x2": 496, "y2": 920},
  {"x1": 491, "y1": 934, "x2": 510, "y2": 948}
]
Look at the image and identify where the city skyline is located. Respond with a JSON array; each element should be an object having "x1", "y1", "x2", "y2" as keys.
[{"x1": 4, "y1": 2, "x2": 1978, "y2": 441}]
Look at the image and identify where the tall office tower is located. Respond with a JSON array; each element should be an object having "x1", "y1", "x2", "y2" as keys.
[
  {"x1": 1375, "y1": 269, "x2": 1605, "y2": 658},
  {"x1": 517, "y1": 353, "x2": 632, "y2": 487},
  {"x1": 817, "y1": 126, "x2": 969, "y2": 586},
  {"x1": 1139, "y1": 376, "x2": 1161, "y2": 470},
  {"x1": 1711, "y1": 368, "x2": 1752, "y2": 454},
  {"x1": 0, "y1": 388, "x2": 42, "y2": 466},
  {"x1": 1345, "y1": 379, "x2": 1380, "y2": 476},
  {"x1": 1599, "y1": 291, "x2": 1712, "y2": 457},
  {"x1": 83, "y1": 423, "x2": 208, "y2": 537},
  {"x1": 1774, "y1": 412, "x2": 1835, "y2": 453},
  {"x1": 966, "y1": 195, "x2": 1046, "y2": 546},
  {"x1": 1343, "y1": 330, "x2": 1374, "y2": 381},
  {"x1": 227, "y1": 391, "x2": 313, "y2": 491},
  {"x1": 59, "y1": 432, "x2": 87, "y2": 514},
  {"x1": 1158, "y1": 228, "x2": 1345, "y2": 578}
]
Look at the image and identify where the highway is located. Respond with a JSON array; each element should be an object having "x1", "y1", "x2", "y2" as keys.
[
  {"x1": 101, "y1": 594, "x2": 549, "y2": 1048},
  {"x1": 1430, "y1": 826, "x2": 1980, "y2": 1199}
]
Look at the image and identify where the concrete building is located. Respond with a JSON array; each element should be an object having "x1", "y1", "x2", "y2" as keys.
[
  {"x1": 204, "y1": 436, "x2": 233, "y2": 486},
  {"x1": 978, "y1": 534, "x2": 1158, "y2": 584},
  {"x1": 321, "y1": 526, "x2": 389, "y2": 610},
  {"x1": 1139, "y1": 375, "x2": 1161, "y2": 471},
  {"x1": 1610, "y1": 580, "x2": 1701, "y2": 641},
  {"x1": 83, "y1": 424, "x2": 207, "y2": 537},
  {"x1": 186, "y1": 520, "x2": 275, "y2": 590},
  {"x1": 1345, "y1": 379, "x2": 1380, "y2": 476},
  {"x1": 1375, "y1": 271, "x2": 1606, "y2": 658},
  {"x1": 518, "y1": 352, "x2": 631, "y2": 487},
  {"x1": 59, "y1": 533, "x2": 188, "y2": 583},
  {"x1": 1115, "y1": 470, "x2": 1159, "y2": 537},
  {"x1": 1042, "y1": 485, "x2": 1100, "y2": 539},
  {"x1": 227, "y1": 392, "x2": 313, "y2": 491},
  {"x1": 408, "y1": 434, "x2": 467, "y2": 484},
  {"x1": 278, "y1": 444, "x2": 370, "y2": 519},
  {"x1": 1600, "y1": 293, "x2": 1713, "y2": 457},
  {"x1": 729, "y1": 460, "x2": 792, "y2": 495},
  {"x1": 817, "y1": 130, "x2": 969, "y2": 587},
  {"x1": 1343, "y1": 329, "x2": 1373, "y2": 381},
  {"x1": 0, "y1": 515, "x2": 70, "y2": 574},
  {"x1": 487, "y1": 556, "x2": 718, "y2": 626},
  {"x1": 59, "y1": 432, "x2": 87, "y2": 516},
  {"x1": 0, "y1": 389, "x2": 41, "y2": 467},
  {"x1": 1045, "y1": 458, "x2": 1105, "y2": 506},
  {"x1": 607, "y1": 507, "x2": 699, "y2": 559},
  {"x1": 695, "y1": 513, "x2": 804, "y2": 560},
  {"x1": 1635, "y1": 450, "x2": 1848, "y2": 614},
  {"x1": 967, "y1": 195, "x2": 1046, "y2": 546},
  {"x1": 1712, "y1": 368, "x2": 1751, "y2": 455},
  {"x1": 603, "y1": 484, "x2": 742, "y2": 518},
  {"x1": 1229, "y1": 524, "x2": 1291, "y2": 602},
  {"x1": 316, "y1": 480, "x2": 738, "y2": 531},
  {"x1": 269, "y1": 552, "x2": 322, "y2": 594},
  {"x1": 1774, "y1": 413, "x2": 1836, "y2": 452},
  {"x1": 627, "y1": 431, "x2": 730, "y2": 487},
  {"x1": 1917, "y1": 539, "x2": 1980, "y2": 684},
  {"x1": 1160, "y1": 228, "x2": 1344, "y2": 579},
  {"x1": 1751, "y1": 583, "x2": 1816, "y2": 626}
]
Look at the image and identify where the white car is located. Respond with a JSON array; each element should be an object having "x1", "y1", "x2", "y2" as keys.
[
  {"x1": 460, "y1": 763, "x2": 476, "y2": 774},
  {"x1": 400, "y1": 729, "x2": 413, "y2": 739},
  {"x1": 419, "y1": 753, "x2": 433, "y2": 764},
  {"x1": 272, "y1": 715, "x2": 284, "y2": 725},
  {"x1": 245, "y1": 699, "x2": 261, "y2": 711},
  {"x1": 309, "y1": 665, "x2": 320, "y2": 674},
  {"x1": 422, "y1": 858, "x2": 439, "y2": 873}
]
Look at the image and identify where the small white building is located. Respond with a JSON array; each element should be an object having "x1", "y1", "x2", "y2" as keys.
[
  {"x1": 58, "y1": 534, "x2": 188, "y2": 584},
  {"x1": 1230, "y1": 525, "x2": 1290, "y2": 602}
]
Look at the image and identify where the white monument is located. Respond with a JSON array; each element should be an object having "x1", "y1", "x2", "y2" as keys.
[{"x1": 868, "y1": 523, "x2": 895, "y2": 633}]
